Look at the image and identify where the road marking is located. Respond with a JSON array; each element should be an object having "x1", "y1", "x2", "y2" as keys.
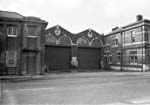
[
  {"x1": 103, "y1": 103, "x2": 130, "y2": 105},
  {"x1": 131, "y1": 99, "x2": 150, "y2": 104},
  {"x1": 87, "y1": 82, "x2": 124, "y2": 87},
  {"x1": 10, "y1": 87, "x2": 56, "y2": 92},
  {"x1": 6, "y1": 82, "x2": 124, "y2": 92},
  {"x1": 128, "y1": 97, "x2": 150, "y2": 104}
]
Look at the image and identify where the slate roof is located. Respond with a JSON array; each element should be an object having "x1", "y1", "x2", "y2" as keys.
[
  {"x1": 0, "y1": 10, "x2": 24, "y2": 19},
  {"x1": 0, "y1": 10, "x2": 48, "y2": 24},
  {"x1": 106, "y1": 19, "x2": 150, "y2": 36}
]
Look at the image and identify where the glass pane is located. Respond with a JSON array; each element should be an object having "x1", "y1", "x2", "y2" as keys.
[
  {"x1": 7, "y1": 27, "x2": 12, "y2": 35},
  {"x1": 116, "y1": 39, "x2": 118, "y2": 45},
  {"x1": 13, "y1": 27, "x2": 17, "y2": 35},
  {"x1": 28, "y1": 26, "x2": 37, "y2": 36}
]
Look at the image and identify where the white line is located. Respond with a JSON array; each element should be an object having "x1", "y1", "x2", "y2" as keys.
[
  {"x1": 89, "y1": 82, "x2": 124, "y2": 87},
  {"x1": 103, "y1": 103, "x2": 129, "y2": 105},
  {"x1": 132, "y1": 100, "x2": 150, "y2": 104},
  {"x1": 13, "y1": 87, "x2": 56, "y2": 92},
  {"x1": 9, "y1": 82, "x2": 124, "y2": 92}
]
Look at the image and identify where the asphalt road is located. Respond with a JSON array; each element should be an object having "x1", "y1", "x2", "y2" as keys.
[{"x1": 1, "y1": 72, "x2": 150, "y2": 105}]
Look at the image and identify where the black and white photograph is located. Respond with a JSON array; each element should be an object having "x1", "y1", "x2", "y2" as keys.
[{"x1": 1, "y1": 0, "x2": 150, "y2": 105}]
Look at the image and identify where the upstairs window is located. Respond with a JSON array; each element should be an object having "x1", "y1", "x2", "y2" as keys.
[
  {"x1": 129, "y1": 51, "x2": 137, "y2": 64},
  {"x1": 104, "y1": 56, "x2": 108, "y2": 63},
  {"x1": 109, "y1": 55, "x2": 112, "y2": 64},
  {"x1": 27, "y1": 26, "x2": 37, "y2": 37},
  {"x1": 117, "y1": 51, "x2": 121, "y2": 64},
  {"x1": 0, "y1": 24, "x2": 3, "y2": 33},
  {"x1": 145, "y1": 33, "x2": 149, "y2": 42},
  {"x1": 113, "y1": 38, "x2": 118, "y2": 46},
  {"x1": 131, "y1": 30, "x2": 136, "y2": 43},
  {"x1": 7, "y1": 26, "x2": 17, "y2": 37},
  {"x1": 105, "y1": 46, "x2": 110, "y2": 52}
]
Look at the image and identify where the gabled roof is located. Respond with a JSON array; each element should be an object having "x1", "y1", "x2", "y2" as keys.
[
  {"x1": 45, "y1": 25, "x2": 73, "y2": 35},
  {"x1": 0, "y1": 10, "x2": 24, "y2": 19},
  {"x1": 77, "y1": 28, "x2": 103, "y2": 36}
]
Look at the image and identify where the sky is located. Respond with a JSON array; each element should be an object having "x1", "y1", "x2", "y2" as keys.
[{"x1": 0, "y1": 0, "x2": 150, "y2": 34}]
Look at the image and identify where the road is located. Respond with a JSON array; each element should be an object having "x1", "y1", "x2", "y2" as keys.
[{"x1": 1, "y1": 72, "x2": 150, "y2": 105}]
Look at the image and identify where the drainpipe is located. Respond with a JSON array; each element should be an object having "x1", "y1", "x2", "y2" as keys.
[
  {"x1": 120, "y1": 31, "x2": 123, "y2": 71},
  {"x1": 141, "y1": 26, "x2": 144, "y2": 72},
  {"x1": 123, "y1": 30, "x2": 125, "y2": 71}
]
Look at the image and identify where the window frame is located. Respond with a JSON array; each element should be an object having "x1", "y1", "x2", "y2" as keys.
[
  {"x1": 112, "y1": 37, "x2": 118, "y2": 47},
  {"x1": 145, "y1": 33, "x2": 149, "y2": 42},
  {"x1": 27, "y1": 25, "x2": 37, "y2": 38},
  {"x1": 129, "y1": 51, "x2": 138, "y2": 65},
  {"x1": 117, "y1": 51, "x2": 121, "y2": 64},
  {"x1": 104, "y1": 46, "x2": 110, "y2": 52},
  {"x1": 7, "y1": 26, "x2": 17, "y2": 37},
  {"x1": 109, "y1": 55, "x2": 112, "y2": 64},
  {"x1": 131, "y1": 30, "x2": 136, "y2": 43},
  {"x1": 104, "y1": 55, "x2": 108, "y2": 63}
]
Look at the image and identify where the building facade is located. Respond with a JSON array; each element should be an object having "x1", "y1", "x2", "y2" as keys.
[
  {"x1": 1, "y1": 10, "x2": 150, "y2": 76},
  {"x1": 0, "y1": 11, "x2": 47, "y2": 75},
  {"x1": 44, "y1": 25, "x2": 104, "y2": 72},
  {"x1": 104, "y1": 15, "x2": 150, "y2": 71}
]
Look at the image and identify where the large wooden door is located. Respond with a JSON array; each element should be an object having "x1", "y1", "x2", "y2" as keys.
[
  {"x1": 45, "y1": 46, "x2": 71, "y2": 70},
  {"x1": 78, "y1": 47, "x2": 101, "y2": 69}
]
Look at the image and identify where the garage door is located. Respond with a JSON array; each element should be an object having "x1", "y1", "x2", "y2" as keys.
[
  {"x1": 45, "y1": 46, "x2": 71, "y2": 70},
  {"x1": 78, "y1": 47, "x2": 101, "y2": 69}
]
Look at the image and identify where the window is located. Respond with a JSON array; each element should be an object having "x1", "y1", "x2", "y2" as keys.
[
  {"x1": 104, "y1": 46, "x2": 110, "y2": 52},
  {"x1": 131, "y1": 30, "x2": 136, "y2": 34},
  {"x1": 117, "y1": 51, "x2": 121, "y2": 64},
  {"x1": 145, "y1": 33, "x2": 149, "y2": 42},
  {"x1": 109, "y1": 55, "x2": 112, "y2": 64},
  {"x1": 131, "y1": 31, "x2": 135, "y2": 43},
  {"x1": 113, "y1": 38, "x2": 118, "y2": 46},
  {"x1": 0, "y1": 24, "x2": 3, "y2": 33},
  {"x1": 131, "y1": 30, "x2": 136, "y2": 43},
  {"x1": 27, "y1": 26, "x2": 37, "y2": 37},
  {"x1": 77, "y1": 37, "x2": 89, "y2": 46},
  {"x1": 131, "y1": 35, "x2": 135, "y2": 43},
  {"x1": 129, "y1": 51, "x2": 137, "y2": 64},
  {"x1": 104, "y1": 56, "x2": 107, "y2": 63},
  {"x1": 7, "y1": 26, "x2": 17, "y2": 37}
]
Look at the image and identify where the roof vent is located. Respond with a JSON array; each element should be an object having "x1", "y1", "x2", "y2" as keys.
[{"x1": 136, "y1": 15, "x2": 143, "y2": 21}]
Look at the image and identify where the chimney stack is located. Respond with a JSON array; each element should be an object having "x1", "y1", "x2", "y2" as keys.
[{"x1": 136, "y1": 15, "x2": 143, "y2": 21}]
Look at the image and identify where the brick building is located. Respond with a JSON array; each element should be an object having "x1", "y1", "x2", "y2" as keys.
[
  {"x1": 0, "y1": 11, "x2": 47, "y2": 75},
  {"x1": 1, "y1": 10, "x2": 150, "y2": 75},
  {"x1": 104, "y1": 15, "x2": 150, "y2": 71},
  {"x1": 44, "y1": 25, "x2": 104, "y2": 72}
]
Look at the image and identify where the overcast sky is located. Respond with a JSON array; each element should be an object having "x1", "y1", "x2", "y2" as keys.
[{"x1": 0, "y1": 0, "x2": 150, "y2": 34}]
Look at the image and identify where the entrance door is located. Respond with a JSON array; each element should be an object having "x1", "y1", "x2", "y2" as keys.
[{"x1": 27, "y1": 53, "x2": 36, "y2": 75}]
